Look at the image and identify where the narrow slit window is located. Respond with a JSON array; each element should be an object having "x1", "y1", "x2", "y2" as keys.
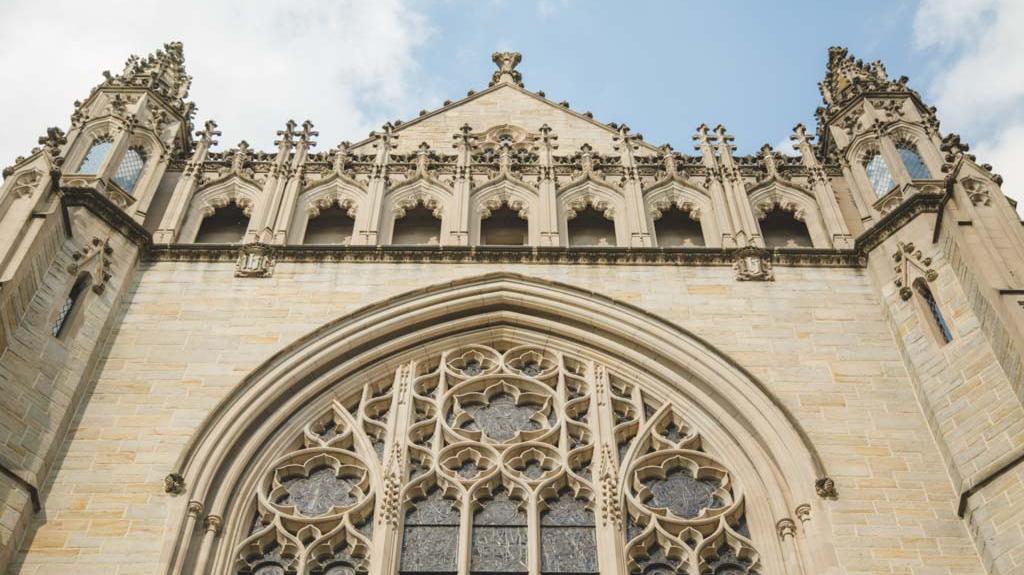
[
  {"x1": 53, "y1": 275, "x2": 91, "y2": 338},
  {"x1": 914, "y1": 279, "x2": 953, "y2": 344}
]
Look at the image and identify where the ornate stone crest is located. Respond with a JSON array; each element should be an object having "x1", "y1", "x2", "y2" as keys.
[
  {"x1": 733, "y1": 246, "x2": 774, "y2": 281},
  {"x1": 235, "y1": 243, "x2": 276, "y2": 278}
]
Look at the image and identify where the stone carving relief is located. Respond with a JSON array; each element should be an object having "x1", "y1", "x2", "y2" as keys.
[
  {"x1": 229, "y1": 342, "x2": 761, "y2": 574},
  {"x1": 892, "y1": 241, "x2": 938, "y2": 300},
  {"x1": 733, "y1": 247, "x2": 774, "y2": 282},
  {"x1": 67, "y1": 237, "x2": 114, "y2": 294}
]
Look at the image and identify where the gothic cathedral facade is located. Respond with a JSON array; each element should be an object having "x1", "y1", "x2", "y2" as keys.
[{"x1": 1, "y1": 43, "x2": 1024, "y2": 574}]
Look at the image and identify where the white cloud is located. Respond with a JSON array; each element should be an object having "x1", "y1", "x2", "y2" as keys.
[
  {"x1": 914, "y1": 0, "x2": 1024, "y2": 210},
  {"x1": 0, "y1": 0, "x2": 432, "y2": 168}
]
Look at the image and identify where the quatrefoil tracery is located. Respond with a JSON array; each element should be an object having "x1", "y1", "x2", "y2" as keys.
[{"x1": 233, "y1": 341, "x2": 758, "y2": 574}]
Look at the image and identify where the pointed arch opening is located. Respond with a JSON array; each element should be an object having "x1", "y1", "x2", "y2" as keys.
[
  {"x1": 164, "y1": 273, "x2": 835, "y2": 575},
  {"x1": 653, "y1": 205, "x2": 705, "y2": 247},
  {"x1": 77, "y1": 137, "x2": 114, "y2": 174},
  {"x1": 480, "y1": 203, "x2": 528, "y2": 245},
  {"x1": 304, "y1": 204, "x2": 356, "y2": 245},
  {"x1": 196, "y1": 202, "x2": 250, "y2": 244},
  {"x1": 568, "y1": 206, "x2": 616, "y2": 247},
  {"x1": 758, "y1": 206, "x2": 813, "y2": 248},
  {"x1": 392, "y1": 202, "x2": 442, "y2": 245}
]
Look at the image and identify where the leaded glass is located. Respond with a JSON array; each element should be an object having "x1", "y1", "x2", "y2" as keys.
[
  {"x1": 78, "y1": 139, "x2": 113, "y2": 174},
  {"x1": 400, "y1": 489, "x2": 459, "y2": 574},
  {"x1": 897, "y1": 144, "x2": 931, "y2": 180},
  {"x1": 52, "y1": 276, "x2": 89, "y2": 337},
  {"x1": 276, "y1": 466, "x2": 359, "y2": 516},
  {"x1": 112, "y1": 147, "x2": 146, "y2": 193},
  {"x1": 642, "y1": 467, "x2": 721, "y2": 519},
  {"x1": 916, "y1": 281, "x2": 953, "y2": 344},
  {"x1": 541, "y1": 490, "x2": 597, "y2": 574},
  {"x1": 864, "y1": 153, "x2": 895, "y2": 197},
  {"x1": 472, "y1": 490, "x2": 528, "y2": 573}
]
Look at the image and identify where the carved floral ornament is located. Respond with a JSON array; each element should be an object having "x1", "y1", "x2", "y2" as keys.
[
  {"x1": 226, "y1": 342, "x2": 767, "y2": 575},
  {"x1": 892, "y1": 241, "x2": 938, "y2": 300},
  {"x1": 67, "y1": 237, "x2": 114, "y2": 294}
]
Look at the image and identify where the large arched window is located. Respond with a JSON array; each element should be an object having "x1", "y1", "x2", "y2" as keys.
[
  {"x1": 229, "y1": 342, "x2": 760, "y2": 575},
  {"x1": 653, "y1": 205, "x2": 705, "y2": 247},
  {"x1": 897, "y1": 144, "x2": 931, "y2": 180},
  {"x1": 304, "y1": 204, "x2": 355, "y2": 245},
  {"x1": 77, "y1": 138, "x2": 114, "y2": 174},
  {"x1": 112, "y1": 146, "x2": 147, "y2": 193},
  {"x1": 864, "y1": 152, "x2": 895, "y2": 197}
]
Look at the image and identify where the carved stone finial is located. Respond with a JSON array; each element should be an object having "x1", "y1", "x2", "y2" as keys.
[
  {"x1": 299, "y1": 119, "x2": 318, "y2": 148},
  {"x1": 490, "y1": 51, "x2": 523, "y2": 87},
  {"x1": 332, "y1": 141, "x2": 352, "y2": 174},
  {"x1": 37, "y1": 127, "x2": 67, "y2": 167},
  {"x1": 815, "y1": 476, "x2": 838, "y2": 499},
  {"x1": 760, "y1": 144, "x2": 779, "y2": 178},
  {"x1": 164, "y1": 473, "x2": 185, "y2": 494}
]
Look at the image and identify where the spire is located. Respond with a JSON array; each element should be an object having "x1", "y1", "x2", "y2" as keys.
[
  {"x1": 105, "y1": 41, "x2": 192, "y2": 113},
  {"x1": 818, "y1": 46, "x2": 908, "y2": 108},
  {"x1": 489, "y1": 52, "x2": 524, "y2": 87}
]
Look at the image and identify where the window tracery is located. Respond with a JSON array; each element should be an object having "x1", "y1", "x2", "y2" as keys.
[{"x1": 230, "y1": 342, "x2": 760, "y2": 575}]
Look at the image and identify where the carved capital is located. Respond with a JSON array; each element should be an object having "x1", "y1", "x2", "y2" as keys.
[{"x1": 776, "y1": 518, "x2": 797, "y2": 540}]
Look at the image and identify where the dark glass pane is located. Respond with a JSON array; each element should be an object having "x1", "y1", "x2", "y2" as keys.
[
  {"x1": 276, "y1": 466, "x2": 358, "y2": 516},
  {"x1": 642, "y1": 467, "x2": 720, "y2": 519},
  {"x1": 461, "y1": 393, "x2": 541, "y2": 442},
  {"x1": 400, "y1": 488, "x2": 460, "y2": 574},
  {"x1": 471, "y1": 491, "x2": 527, "y2": 573},
  {"x1": 898, "y1": 145, "x2": 931, "y2": 180},
  {"x1": 541, "y1": 491, "x2": 597, "y2": 573}
]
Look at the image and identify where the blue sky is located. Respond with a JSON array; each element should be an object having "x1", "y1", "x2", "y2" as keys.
[
  {"x1": 1, "y1": 1, "x2": 1020, "y2": 198},
  {"x1": 402, "y1": 1, "x2": 922, "y2": 154}
]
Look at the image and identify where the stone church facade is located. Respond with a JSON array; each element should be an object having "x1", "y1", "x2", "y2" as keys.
[{"x1": 1, "y1": 42, "x2": 1023, "y2": 574}]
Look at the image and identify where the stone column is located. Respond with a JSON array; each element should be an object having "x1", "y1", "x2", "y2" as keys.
[
  {"x1": 613, "y1": 125, "x2": 652, "y2": 247},
  {"x1": 153, "y1": 120, "x2": 220, "y2": 244},
  {"x1": 792, "y1": 124, "x2": 853, "y2": 249},
  {"x1": 693, "y1": 124, "x2": 736, "y2": 247},
  {"x1": 535, "y1": 124, "x2": 560, "y2": 246},
  {"x1": 246, "y1": 120, "x2": 296, "y2": 243},
  {"x1": 271, "y1": 120, "x2": 317, "y2": 244},
  {"x1": 714, "y1": 125, "x2": 762, "y2": 247},
  {"x1": 449, "y1": 123, "x2": 478, "y2": 246},
  {"x1": 353, "y1": 124, "x2": 397, "y2": 246}
]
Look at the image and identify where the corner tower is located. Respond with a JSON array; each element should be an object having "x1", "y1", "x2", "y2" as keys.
[{"x1": 820, "y1": 46, "x2": 1024, "y2": 575}]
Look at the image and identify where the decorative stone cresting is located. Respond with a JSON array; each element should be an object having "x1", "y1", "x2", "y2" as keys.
[{"x1": 892, "y1": 241, "x2": 938, "y2": 300}]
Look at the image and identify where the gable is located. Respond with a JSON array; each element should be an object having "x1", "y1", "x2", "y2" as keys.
[{"x1": 351, "y1": 84, "x2": 654, "y2": 155}]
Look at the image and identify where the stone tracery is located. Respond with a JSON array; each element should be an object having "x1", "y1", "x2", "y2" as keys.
[{"x1": 228, "y1": 341, "x2": 761, "y2": 575}]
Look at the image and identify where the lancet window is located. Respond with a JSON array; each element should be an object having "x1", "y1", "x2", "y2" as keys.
[
  {"x1": 914, "y1": 278, "x2": 952, "y2": 344},
  {"x1": 864, "y1": 152, "x2": 895, "y2": 197},
  {"x1": 896, "y1": 144, "x2": 931, "y2": 180},
  {"x1": 230, "y1": 342, "x2": 760, "y2": 574},
  {"x1": 77, "y1": 137, "x2": 114, "y2": 174},
  {"x1": 112, "y1": 146, "x2": 147, "y2": 193}
]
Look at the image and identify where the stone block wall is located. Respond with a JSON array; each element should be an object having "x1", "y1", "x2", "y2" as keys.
[{"x1": 9, "y1": 260, "x2": 986, "y2": 574}]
